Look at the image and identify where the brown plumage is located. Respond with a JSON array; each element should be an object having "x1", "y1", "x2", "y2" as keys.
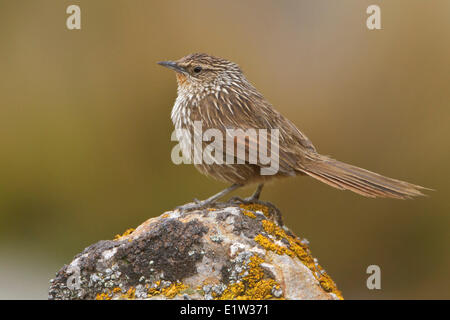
[{"x1": 158, "y1": 53, "x2": 428, "y2": 208}]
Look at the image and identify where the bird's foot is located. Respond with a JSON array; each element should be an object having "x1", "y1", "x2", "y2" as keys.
[
  {"x1": 244, "y1": 194, "x2": 261, "y2": 202},
  {"x1": 230, "y1": 196, "x2": 259, "y2": 204}
]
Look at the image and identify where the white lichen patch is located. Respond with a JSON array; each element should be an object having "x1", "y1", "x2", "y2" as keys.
[
  {"x1": 229, "y1": 242, "x2": 246, "y2": 257},
  {"x1": 102, "y1": 247, "x2": 118, "y2": 261}
]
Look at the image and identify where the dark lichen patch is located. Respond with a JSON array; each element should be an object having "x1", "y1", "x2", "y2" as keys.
[
  {"x1": 115, "y1": 218, "x2": 208, "y2": 284},
  {"x1": 231, "y1": 217, "x2": 263, "y2": 239},
  {"x1": 49, "y1": 218, "x2": 208, "y2": 300},
  {"x1": 79, "y1": 243, "x2": 122, "y2": 282},
  {"x1": 229, "y1": 209, "x2": 264, "y2": 239},
  {"x1": 220, "y1": 262, "x2": 233, "y2": 285},
  {"x1": 78, "y1": 240, "x2": 120, "y2": 268}
]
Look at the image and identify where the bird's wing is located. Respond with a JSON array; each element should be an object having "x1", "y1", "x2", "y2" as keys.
[{"x1": 190, "y1": 91, "x2": 317, "y2": 175}]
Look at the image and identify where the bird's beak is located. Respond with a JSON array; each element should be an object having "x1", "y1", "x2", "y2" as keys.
[{"x1": 157, "y1": 60, "x2": 186, "y2": 74}]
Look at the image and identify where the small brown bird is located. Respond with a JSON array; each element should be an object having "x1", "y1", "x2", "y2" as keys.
[{"x1": 158, "y1": 53, "x2": 427, "y2": 210}]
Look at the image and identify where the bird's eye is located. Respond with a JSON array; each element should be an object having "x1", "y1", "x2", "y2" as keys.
[{"x1": 193, "y1": 66, "x2": 202, "y2": 74}]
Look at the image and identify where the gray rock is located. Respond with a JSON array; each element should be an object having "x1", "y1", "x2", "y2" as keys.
[{"x1": 48, "y1": 200, "x2": 342, "y2": 300}]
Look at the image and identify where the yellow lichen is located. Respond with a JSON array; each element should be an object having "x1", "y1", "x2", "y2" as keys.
[
  {"x1": 96, "y1": 287, "x2": 133, "y2": 300},
  {"x1": 147, "y1": 281, "x2": 187, "y2": 299},
  {"x1": 147, "y1": 281, "x2": 161, "y2": 297},
  {"x1": 162, "y1": 282, "x2": 188, "y2": 298},
  {"x1": 120, "y1": 287, "x2": 136, "y2": 300},
  {"x1": 114, "y1": 228, "x2": 135, "y2": 241},
  {"x1": 95, "y1": 292, "x2": 111, "y2": 300},
  {"x1": 217, "y1": 255, "x2": 282, "y2": 300},
  {"x1": 242, "y1": 209, "x2": 257, "y2": 218},
  {"x1": 261, "y1": 220, "x2": 287, "y2": 239},
  {"x1": 254, "y1": 234, "x2": 288, "y2": 256},
  {"x1": 239, "y1": 203, "x2": 269, "y2": 217},
  {"x1": 233, "y1": 203, "x2": 344, "y2": 299},
  {"x1": 255, "y1": 218, "x2": 343, "y2": 299}
]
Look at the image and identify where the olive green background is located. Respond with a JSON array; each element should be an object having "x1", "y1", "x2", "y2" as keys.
[{"x1": 0, "y1": 0, "x2": 448, "y2": 299}]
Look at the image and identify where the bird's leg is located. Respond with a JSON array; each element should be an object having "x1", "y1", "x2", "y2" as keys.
[
  {"x1": 176, "y1": 183, "x2": 243, "y2": 211},
  {"x1": 247, "y1": 183, "x2": 264, "y2": 201},
  {"x1": 231, "y1": 183, "x2": 265, "y2": 203}
]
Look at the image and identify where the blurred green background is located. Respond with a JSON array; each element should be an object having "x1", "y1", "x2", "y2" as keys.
[{"x1": 0, "y1": 0, "x2": 449, "y2": 299}]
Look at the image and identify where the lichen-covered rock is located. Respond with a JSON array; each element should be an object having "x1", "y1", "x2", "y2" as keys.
[{"x1": 48, "y1": 200, "x2": 343, "y2": 300}]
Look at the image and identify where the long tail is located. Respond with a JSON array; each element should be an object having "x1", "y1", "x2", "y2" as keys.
[{"x1": 301, "y1": 156, "x2": 429, "y2": 199}]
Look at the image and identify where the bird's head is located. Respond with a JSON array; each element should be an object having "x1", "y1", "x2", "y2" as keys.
[{"x1": 158, "y1": 53, "x2": 243, "y2": 93}]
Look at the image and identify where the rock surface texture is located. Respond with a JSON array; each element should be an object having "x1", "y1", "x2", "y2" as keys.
[{"x1": 48, "y1": 200, "x2": 343, "y2": 300}]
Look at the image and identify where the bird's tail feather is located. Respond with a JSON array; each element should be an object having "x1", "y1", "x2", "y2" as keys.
[{"x1": 301, "y1": 157, "x2": 429, "y2": 199}]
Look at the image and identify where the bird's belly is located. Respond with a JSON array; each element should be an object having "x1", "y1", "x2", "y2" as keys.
[{"x1": 194, "y1": 162, "x2": 277, "y2": 185}]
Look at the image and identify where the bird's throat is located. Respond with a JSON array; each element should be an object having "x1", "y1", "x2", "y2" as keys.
[{"x1": 176, "y1": 73, "x2": 188, "y2": 86}]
